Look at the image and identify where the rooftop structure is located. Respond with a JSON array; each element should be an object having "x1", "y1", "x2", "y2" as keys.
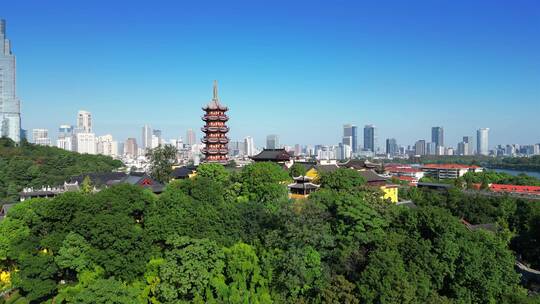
[
  {"x1": 250, "y1": 148, "x2": 292, "y2": 163},
  {"x1": 288, "y1": 176, "x2": 320, "y2": 199}
]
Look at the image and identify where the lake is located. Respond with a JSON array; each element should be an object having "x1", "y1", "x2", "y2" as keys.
[{"x1": 491, "y1": 168, "x2": 540, "y2": 179}]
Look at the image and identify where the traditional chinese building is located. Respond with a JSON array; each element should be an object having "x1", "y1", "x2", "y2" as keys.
[
  {"x1": 201, "y1": 81, "x2": 229, "y2": 164},
  {"x1": 288, "y1": 176, "x2": 320, "y2": 199}
]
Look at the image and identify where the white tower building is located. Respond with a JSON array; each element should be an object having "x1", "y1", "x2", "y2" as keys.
[{"x1": 476, "y1": 128, "x2": 490, "y2": 156}]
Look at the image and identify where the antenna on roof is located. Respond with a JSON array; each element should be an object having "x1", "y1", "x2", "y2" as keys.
[{"x1": 212, "y1": 80, "x2": 219, "y2": 101}]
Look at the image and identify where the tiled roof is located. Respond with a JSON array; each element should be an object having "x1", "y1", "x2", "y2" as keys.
[
  {"x1": 315, "y1": 164, "x2": 340, "y2": 173},
  {"x1": 171, "y1": 166, "x2": 197, "y2": 179},
  {"x1": 69, "y1": 172, "x2": 127, "y2": 185},
  {"x1": 358, "y1": 170, "x2": 388, "y2": 183},
  {"x1": 119, "y1": 173, "x2": 164, "y2": 193},
  {"x1": 251, "y1": 149, "x2": 292, "y2": 161},
  {"x1": 339, "y1": 159, "x2": 382, "y2": 170},
  {"x1": 489, "y1": 184, "x2": 540, "y2": 194}
]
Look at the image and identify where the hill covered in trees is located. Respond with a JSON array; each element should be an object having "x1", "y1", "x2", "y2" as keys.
[
  {"x1": 0, "y1": 138, "x2": 123, "y2": 204},
  {"x1": 1, "y1": 162, "x2": 536, "y2": 303}
]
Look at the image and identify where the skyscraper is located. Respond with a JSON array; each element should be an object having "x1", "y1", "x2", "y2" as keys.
[
  {"x1": 0, "y1": 20, "x2": 21, "y2": 143},
  {"x1": 343, "y1": 124, "x2": 358, "y2": 153},
  {"x1": 186, "y1": 129, "x2": 196, "y2": 146},
  {"x1": 244, "y1": 136, "x2": 255, "y2": 156},
  {"x1": 266, "y1": 135, "x2": 279, "y2": 149},
  {"x1": 77, "y1": 110, "x2": 92, "y2": 132},
  {"x1": 463, "y1": 136, "x2": 474, "y2": 155},
  {"x1": 426, "y1": 142, "x2": 437, "y2": 155},
  {"x1": 457, "y1": 141, "x2": 469, "y2": 156},
  {"x1": 142, "y1": 124, "x2": 152, "y2": 149},
  {"x1": 477, "y1": 128, "x2": 490, "y2": 156},
  {"x1": 386, "y1": 138, "x2": 398, "y2": 156},
  {"x1": 414, "y1": 140, "x2": 426, "y2": 156},
  {"x1": 431, "y1": 127, "x2": 444, "y2": 147},
  {"x1": 363, "y1": 124, "x2": 376, "y2": 152}
]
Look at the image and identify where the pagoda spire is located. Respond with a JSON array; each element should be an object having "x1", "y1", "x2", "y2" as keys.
[{"x1": 212, "y1": 80, "x2": 219, "y2": 101}]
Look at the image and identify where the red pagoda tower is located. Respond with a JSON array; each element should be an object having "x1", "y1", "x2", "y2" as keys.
[{"x1": 201, "y1": 81, "x2": 229, "y2": 164}]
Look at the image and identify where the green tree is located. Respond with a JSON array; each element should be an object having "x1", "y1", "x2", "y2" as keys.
[
  {"x1": 196, "y1": 163, "x2": 230, "y2": 185},
  {"x1": 145, "y1": 144, "x2": 178, "y2": 184},
  {"x1": 319, "y1": 168, "x2": 365, "y2": 192},
  {"x1": 288, "y1": 163, "x2": 307, "y2": 178},
  {"x1": 55, "y1": 232, "x2": 93, "y2": 274},
  {"x1": 210, "y1": 243, "x2": 272, "y2": 303},
  {"x1": 239, "y1": 162, "x2": 289, "y2": 205},
  {"x1": 157, "y1": 236, "x2": 225, "y2": 303},
  {"x1": 81, "y1": 175, "x2": 93, "y2": 194}
]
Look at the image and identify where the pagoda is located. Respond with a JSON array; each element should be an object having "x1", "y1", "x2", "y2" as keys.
[{"x1": 201, "y1": 81, "x2": 229, "y2": 164}]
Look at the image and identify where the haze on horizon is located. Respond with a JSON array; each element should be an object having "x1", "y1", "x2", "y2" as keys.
[{"x1": 2, "y1": 0, "x2": 539, "y2": 148}]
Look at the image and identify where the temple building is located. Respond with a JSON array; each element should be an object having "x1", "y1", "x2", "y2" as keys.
[
  {"x1": 288, "y1": 176, "x2": 319, "y2": 199},
  {"x1": 201, "y1": 81, "x2": 229, "y2": 164}
]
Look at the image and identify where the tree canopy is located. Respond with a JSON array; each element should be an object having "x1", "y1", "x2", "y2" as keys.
[
  {"x1": 0, "y1": 138, "x2": 122, "y2": 204},
  {"x1": 0, "y1": 160, "x2": 537, "y2": 303}
]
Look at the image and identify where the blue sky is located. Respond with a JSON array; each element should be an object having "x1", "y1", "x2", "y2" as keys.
[{"x1": 3, "y1": 0, "x2": 540, "y2": 148}]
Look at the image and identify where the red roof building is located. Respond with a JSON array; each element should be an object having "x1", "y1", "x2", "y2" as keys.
[{"x1": 489, "y1": 184, "x2": 540, "y2": 195}]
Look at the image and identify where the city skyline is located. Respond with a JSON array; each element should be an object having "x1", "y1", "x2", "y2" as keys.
[{"x1": 2, "y1": 1, "x2": 540, "y2": 147}]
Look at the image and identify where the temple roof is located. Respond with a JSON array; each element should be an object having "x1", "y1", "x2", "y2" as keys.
[
  {"x1": 251, "y1": 149, "x2": 292, "y2": 162},
  {"x1": 339, "y1": 159, "x2": 382, "y2": 170},
  {"x1": 358, "y1": 170, "x2": 388, "y2": 183},
  {"x1": 171, "y1": 165, "x2": 198, "y2": 179}
]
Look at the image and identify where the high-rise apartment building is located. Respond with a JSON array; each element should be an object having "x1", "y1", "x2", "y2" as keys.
[
  {"x1": 386, "y1": 138, "x2": 398, "y2": 156},
  {"x1": 142, "y1": 124, "x2": 152, "y2": 149},
  {"x1": 32, "y1": 129, "x2": 51, "y2": 146},
  {"x1": 363, "y1": 124, "x2": 376, "y2": 152},
  {"x1": 426, "y1": 142, "x2": 437, "y2": 155},
  {"x1": 0, "y1": 20, "x2": 21, "y2": 143},
  {"x1": 266, "y1": 134, "x2": 279, "y2": 149},
  {"x1": 74, "y1": 132, "x2": 96, "y2": 154},
  {"x1": 77, "y1": 110, "x2": 92, "y2": 132},
  {"x1": 476, "y1": 128, "x2": 489, "y2": 156},
  {"x1": 96, "y1": 134, "x2": 118, "y2": 157},
  {"x1": 431, "y1": 127, "x2": 444, "y2": 147},
  {"x1": 343, "y1": 124, "x2": 358, "y2": 153},
  {"x1": 125, "y1": 138, "x2": 138, "y2": 156},
  {"x1": 244, "y1": 136, "x2": 255, "y2": 157},
  {"x1": 57, "y1": 124, "x2": 74, "y2": 151},
  {"x1": 414, "y1": 140, "x2": 426, "y2": 156}
]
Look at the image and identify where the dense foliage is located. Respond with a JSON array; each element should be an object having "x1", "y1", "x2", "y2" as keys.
[
  {"x1": 384, "y1": 155, "x2": 540, "y2": 172},
  {"x1": 0, "y1": 162, "x2": 536, "y2": 303},
  {"x1": 0, "y1": 138, "x2": 123, "y2": 204},
  {"x1": 402, "y1": 187, "x2": 540, "y2": 270},
  {"x1": 145, "y1": 145, "x2": 178, "y2": 184},
  {"x1": 460, "y1": 171, "x2": 540, "y2": 187}
]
